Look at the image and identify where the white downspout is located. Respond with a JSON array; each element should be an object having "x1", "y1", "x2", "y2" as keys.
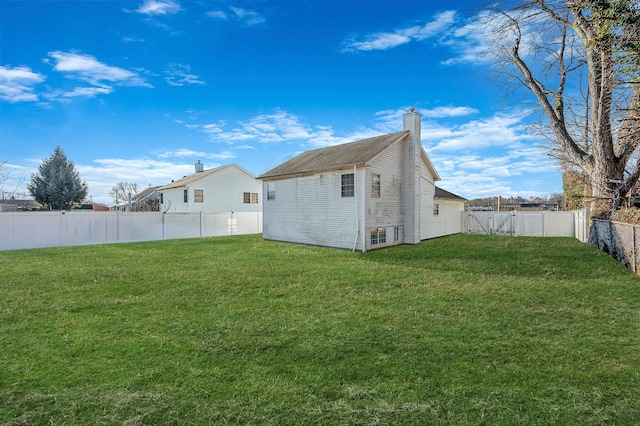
[{"x1": 352, "y1": 165, "x2": 360, "y2": 252}]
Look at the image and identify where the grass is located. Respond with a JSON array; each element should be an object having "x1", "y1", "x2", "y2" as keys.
[{"x1": 1, "y1": 234, "x2": 639, "y2": 425}]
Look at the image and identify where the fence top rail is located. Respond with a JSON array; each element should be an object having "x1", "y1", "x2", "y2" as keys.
[{"x1": 593, "y1": 218, "x2": 640, "y2": 228}]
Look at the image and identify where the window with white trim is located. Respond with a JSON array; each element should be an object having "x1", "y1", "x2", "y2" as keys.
[
  {"x1": 243, "y1": 192, "x2": 251, "y2": 203},
  {"x1": 433, "y1": 203, "x2": 440, "y2": 215},
  {"x1": 370, "y1": 228, "x2": 387, "y2": 245},
  {"x1": 394, "y1": 226, "x2": 402, "y2": 242},
  {"x1": 342, "y1": 173, "x2": 354, "y2": 197},
  {"x1": 267, "y1": 182, "x2": 276, "y2": 201},
  {"x1": 183, "y1": 189, "x2": 188, "y2": 203}
]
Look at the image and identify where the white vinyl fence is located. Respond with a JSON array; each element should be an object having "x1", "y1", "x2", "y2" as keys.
[
  {"x1": 463, "y1": 209, "x2": 589, "y2": 242},
  {"x1": 0, "y1": 211, "x2": 262, "y2": 251}
]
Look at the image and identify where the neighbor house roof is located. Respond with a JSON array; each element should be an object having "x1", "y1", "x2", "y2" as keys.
[
  {"x1": 158, "y1": 163, "x2": 258, "y2": 191},
  {"x1": 158, "y1": 165, "x2": 225, "y2": 191},
  {"x1": 259, "y1": 130, "x2": 440, "y2": 180},
  {"x1": 133, "y1": 185, "x2": 161, "y2": 202},
  {"x1": 435, "y1": 186, "x2": 467, "y2": 201}
]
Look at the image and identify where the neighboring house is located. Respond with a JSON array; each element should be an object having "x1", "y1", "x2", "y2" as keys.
[
  {"x1": 112, "y1": 186, "x2": 161, "y2": 212},
  {"x1": 158, "y1": 162, "x2": 262, "y2": 213},
  {"x1": 258, "y1": 108, "x2": 467, "y2": 252},
  {"x1": 77, "y1": 203, "x2": 111, "y2": 212},
  {"x1": 133, "y1": 185, "x2": 161, "y2": 211},
  {"x1": 0, "y1": 199, "x2": 41, "y2": 212}
]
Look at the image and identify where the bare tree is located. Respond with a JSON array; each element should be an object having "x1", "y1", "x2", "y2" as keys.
[
  {"x1": 0, "y1": 153, "x2": 25, "y2": 200},
  {"x1": 488, "y1": 0, "x2": 640, "y2": 217},
  {"x1": 110, "y1": 182, "x2": 140, "y2": 209}
]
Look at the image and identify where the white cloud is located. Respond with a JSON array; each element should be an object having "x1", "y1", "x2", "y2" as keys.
[
  {"x1": 230, "y1": 7, "x2": 265, "y2": 26},
  {"x1": 342, "y1": 10, "x2": 456, "y2": 52},
  {"x1": 422, "y1": 106, "x2": 478, "y2": 118},
  {"x1": 439, "y1": 10, "x2": 557, "y2": 67},
  {"x1": 0, "y1": 65, "x2": 46, "y2": 102},
  {"x1": 187, "y1": 110, "x2": 313, "y2": 144},
  {"x1": 134, "y1": 0, "x2": 181, "y2": 16},
  {"x1": 51, "y1": 86, "x2": 114, "y2": 99},
  {"x1": 121, "y1": 36, "x2": 146, "y2": 43},
  {"x1": 428, "y1": 112, "x2": 535, "y2": 151},
  {"x1": 207, "y1": 10, "x2": 228, "y2": 20},
  {"x1": 154, "y1": 148, "x2": 235, "y2": 159},
  {"x1": 164, "y1": 64, "x2": 205, "y2": 86},
  {"x1": 439, "y1": 11, "x2": 499, "y2": 65},
  {"x1": 48, "y1": 51, "x2": 151, "y2": 88}
]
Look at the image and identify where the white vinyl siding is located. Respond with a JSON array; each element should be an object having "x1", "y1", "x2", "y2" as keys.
[
  {"x1": 364, "y1": 138, "x2": 405, "y2": 249},
  {"x1": 262, "y1": 168, "x2": 365, "y2": 251},
  {"x1": 159, "y1": 165, "x2": 262, "y2": 213},
  {"x1": 423, "y1": 198, "x2": 466, "y2": 239}
]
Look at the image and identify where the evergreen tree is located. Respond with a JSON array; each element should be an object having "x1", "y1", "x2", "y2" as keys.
[{"x1": 28, "y1": 146, "x2": 88, "y2": 210}]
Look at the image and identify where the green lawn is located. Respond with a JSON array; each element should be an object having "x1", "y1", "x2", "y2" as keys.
[{"x1": 1, "y1": 234, "x2": 639, "y2": 425}]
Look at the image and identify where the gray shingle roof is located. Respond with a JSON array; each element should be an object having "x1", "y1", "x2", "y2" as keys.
[
  {"x1": 133, "y1": 185, "x2": 161, "y2": 202},
  {"x1": 258, "y1": 131, "x2": 410, "y2": 179},
  {"x1": 435, "y1": 186, "x2": 467, "y2": 201}
]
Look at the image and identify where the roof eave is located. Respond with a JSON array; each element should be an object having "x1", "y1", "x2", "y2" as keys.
[{"x1": 259, "y1": 162, "x2": 368, "y2": 180}]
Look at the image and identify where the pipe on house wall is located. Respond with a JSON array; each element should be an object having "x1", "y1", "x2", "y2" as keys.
[{"x1": 352, "y1": 165, "x2": 360, "y2": 252}]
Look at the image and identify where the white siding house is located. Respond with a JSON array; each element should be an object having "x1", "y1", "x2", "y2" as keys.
[
  {"x1": 158, "y1": 162, "x2": 262, "y2": 213},
  {"x1": 258, "y1": 108, "x2": 467, "y2": 251}
]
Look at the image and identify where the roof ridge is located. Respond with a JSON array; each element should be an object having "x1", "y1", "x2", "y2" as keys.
[{"x1": 258, "y1": 130, "x2": 410, "y2": 179}]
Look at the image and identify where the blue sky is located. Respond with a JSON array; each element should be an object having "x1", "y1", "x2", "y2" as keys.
[{"x1": 0, "y1": 0, "x2": 562, "y2": 206}]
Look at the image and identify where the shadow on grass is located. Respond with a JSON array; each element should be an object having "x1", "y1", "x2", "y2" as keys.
[{"x1": 362, "y1": 234, "x2": 634, "y2": 282}]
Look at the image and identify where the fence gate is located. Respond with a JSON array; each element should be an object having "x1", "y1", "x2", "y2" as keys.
[{"x1": 465, "y1": 211, "x2": 515, "y2": 236}]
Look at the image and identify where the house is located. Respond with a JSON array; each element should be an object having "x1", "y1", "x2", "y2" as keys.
[
  {"x1": 132, "y1": 185, "x2": 161, "y2": 211},
  {"x1": 111, "y1": 186, "x2": 161, "y2": 212},
  {"x1": 157, "y1": 162, "x2": 262, "y2": 213},
  {"x1": 257, "y1": 107, "x2": 467, "y2": 252},
  {"x1": 0, "y1": 198, "x2": 41, "y2": 212},
  {"x1": 76, "y1": 203, "x2": 110, "y2": 212}
]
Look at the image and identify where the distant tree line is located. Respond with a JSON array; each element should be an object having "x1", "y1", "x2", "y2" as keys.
[{"x1": 468, "y1": 194, "x2": 565, "y2": 211}]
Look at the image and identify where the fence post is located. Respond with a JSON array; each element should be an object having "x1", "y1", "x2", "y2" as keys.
[
  {"x1": 60, "y1": 211, "x2": 65, "y2": 247},
  {"x1": 634, "y1": 224, "x2": 637, "y2": 274}
]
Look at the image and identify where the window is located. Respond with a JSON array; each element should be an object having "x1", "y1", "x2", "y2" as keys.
[
  {"x1": 341, "y1": 173, "x2": 354, "y2": 197},
  {"x1": 394, "y1": 226, "x2": 402, "y2": 242},
  {"x1": 267, "y1": 182, "x2": 276, "y2": 201},
  {"x1": 194, "y1": 189, "x2": 203, "y2": 203},
  {"x1": 370, "y1": 228, "x2": 387, "y2": 246},
  {"x1": 183, "y1": 189, "x2": 188, "y2": 203},
  {"x1": 433, "y1": 203, "x2": 440, "y2": 216},
  {"x1": 251, "y1": 192, "x2": 258, "y2": 204},
  {"x1": 243, "y1": 192, "x2": 251, "y2": 203},
  {"x1": 371, "y1": 173, "x2": 380, "y2": 198},
  {"x1": 160, "y1": 193, "x2": 163, "y2": 204}
]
